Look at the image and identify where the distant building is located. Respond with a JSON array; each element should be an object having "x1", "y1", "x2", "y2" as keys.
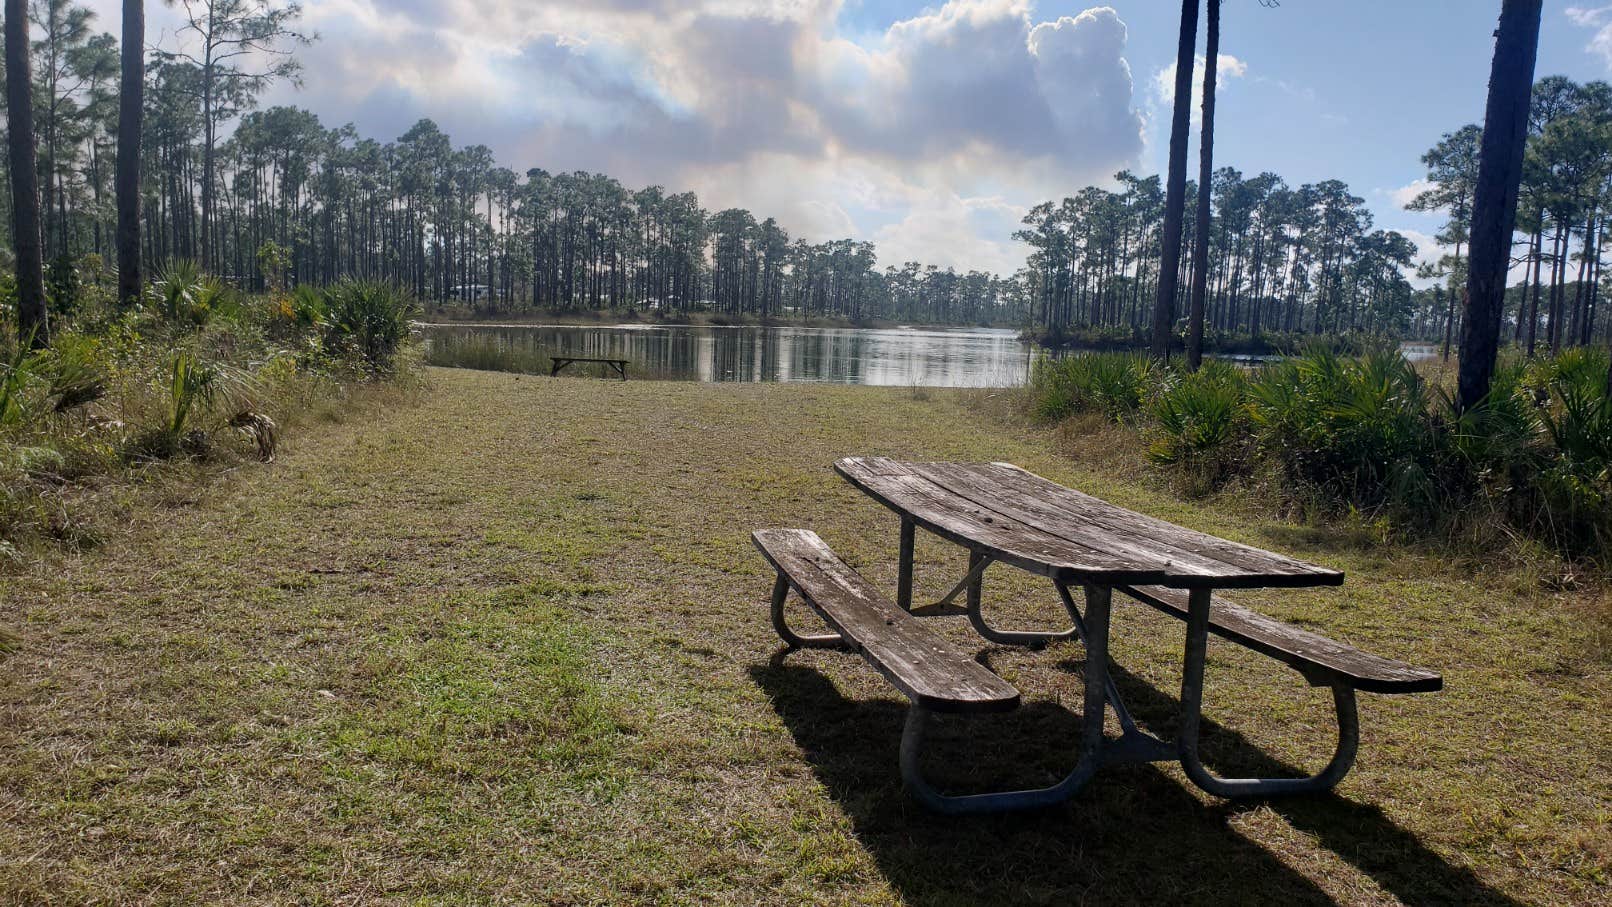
[{"x1": 448, "y1": 284, "x2": 498, "y2": 301}]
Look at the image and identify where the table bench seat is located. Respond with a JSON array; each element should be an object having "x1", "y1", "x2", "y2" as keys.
[
  {"x1": 1120, "y1": 585, "x2": 1442, "y2": 694},
  {"x1": 753, "y1": 528, "x2": 1020, "y2": 714}
]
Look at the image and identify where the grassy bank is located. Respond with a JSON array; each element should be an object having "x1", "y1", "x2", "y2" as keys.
[
  {"x1": 0, "y1": 370, "x2": 1606, "y2": 904},
  {"x1": 0, "y1": 264, "x2": 416, "y2": 565}
]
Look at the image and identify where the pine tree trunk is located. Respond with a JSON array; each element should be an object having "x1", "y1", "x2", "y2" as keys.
[
  {"x1": 6, "y1": 0, "x2": 48, "y2": 347},
  {"x1": 1459, "y1": 0, "x2": 1542, "y2": 412},
  {"x1": 1186, "y1": 0, "x2": 1219, "y2": 371},
  {"x1": 1151, "y1": 0, "x2": 1198, "y2": 360},
  {"x1": 116, "y1": 0, "x2": 144, "y2": 306}
]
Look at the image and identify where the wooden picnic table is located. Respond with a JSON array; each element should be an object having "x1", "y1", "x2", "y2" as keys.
[
  {"x1": 550, "y1": 356, "x2": 629, "y2": 380},
  {"x1": 753, "y1": 457, "x2": 1440, "y2": 814}
]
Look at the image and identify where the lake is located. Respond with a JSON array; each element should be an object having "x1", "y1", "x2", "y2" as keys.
[
  {"x1": 419, "y1": 322, "x2": 1444, "y2": 388},
  {"x1": 420, "y1": 322, "x2": 1035, "y2": 387}
]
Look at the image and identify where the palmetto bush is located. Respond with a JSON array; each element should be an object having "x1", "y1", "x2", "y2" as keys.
[
  {"x1": 0, "y1": 338, "x2": 39, "y2": 427},
  {"x1": 1021, "y1": 342, "x2": 1612, "y2": 563},
  {"x1": 321, "y1": 280, "x2": 416, "y2": 374},
  {"x1": 150, "y1": 260, "x2": 237, "y2": 327},
  {"x1": 1147, "y1": 361, "x2": 1250, "y2": 492},
  {"x1": 1529, "y1": 348, "x2": 1612, "y2": 557},
  {"x1": 1248, "y1": 349, "x2": 1444, "y2": 521},
  {"x1": 2, "y1": 262, "x2": 416, "y2": 562}
]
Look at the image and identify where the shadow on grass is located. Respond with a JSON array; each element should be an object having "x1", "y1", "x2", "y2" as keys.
[{"x1": 752, "y1": 655, "x2": 1523, "y2": 907}]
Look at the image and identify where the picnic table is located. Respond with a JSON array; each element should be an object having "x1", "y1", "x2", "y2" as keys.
[
  {"x1": 754, "y1": 457, "x2": 1441, "y2": 814},
  {"x1": 550, "y1": 356, "x2": 629, "y2": 380}
]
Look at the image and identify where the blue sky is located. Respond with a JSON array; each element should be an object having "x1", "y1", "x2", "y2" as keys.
[
  {"x1": 98, "y1": 1, "x2": 1612, "y2": 278},
  {"x1": 836, "y1": 1, "x2": 1612, "y2": 270}
]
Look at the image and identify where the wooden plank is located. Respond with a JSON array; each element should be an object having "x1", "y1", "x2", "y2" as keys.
[
  {"x1": 1120, "y1": 585, "x2": 1442, "y2": 694},
  {"x1": 837, "y1": 457, "x2": 1341, "y2": 589},
  {"x1": 923, "y1": 461, "x2": 1342, "y2": 588},
  {"x1": 910, "y1": 462, "x2": 1237, "y2": 579},
  {"x1": 835, "y1": 458, "x2": 1169, "y2": 585},
  {"x1": 753, "y1": 529, "x2": 1021, "y2": 714}
]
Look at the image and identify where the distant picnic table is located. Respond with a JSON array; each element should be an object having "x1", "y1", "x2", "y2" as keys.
[
  {"x1": 754, "y1": 457, "x2": 1441, "y2": 814},
  {"x1": 550, "y1": 356, "x2": 629, "y2": 380}
]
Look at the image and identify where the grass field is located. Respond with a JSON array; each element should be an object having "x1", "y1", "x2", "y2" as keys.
[{"x1": 1, "y1": 368, "x2": 1607, "y2": 905}]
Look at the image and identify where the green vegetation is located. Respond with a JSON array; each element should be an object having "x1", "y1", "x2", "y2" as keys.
[
  {"x1": 0, "y1": 257, "x2": 415, "y2": 560},
  {"x1": 423, "y1": 330, "x2": 554, "y2": 376},
  {"x1": 0, "y1": 370, "x2": 1603, "y2": 903},
  {"x1": 1031, "y1": 348, "x2": 1612, "y2": 562}
]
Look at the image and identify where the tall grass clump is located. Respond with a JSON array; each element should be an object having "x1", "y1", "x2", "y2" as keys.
[{"x1": 1028, "y1": 351, "x2": 1153, "y2": 422}]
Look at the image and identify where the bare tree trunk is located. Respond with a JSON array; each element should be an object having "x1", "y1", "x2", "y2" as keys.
[
  {"x1": 1459, "y1": 0, "x2": 1542, "y2": 412},
  {"x1": 1442, "y1": 274, "x2": 1457, "y2": 359},
  {"x1": 1151, "y1": 0, "x2": 1198, "y2": 361},
  {"x1": 1527, "y1": 227, "x2": 1544, "y2": 355},
  {"x1": 1186, "y1": 0, "x2": 1218, "y2": 372},
  {"x1": 117, "y1": 0, "x2": 144, "y2": 306},
  {"x1": 6, "y1": 0, "x2": 48, "y2": 347}
]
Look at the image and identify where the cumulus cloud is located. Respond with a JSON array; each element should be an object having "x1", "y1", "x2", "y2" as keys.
[
  {"x1": 85, "y1": 0, "x2": 1149, "y2": 272},
  {"x1": 1152, "y1": 52, "x2": 1249, "y2": 123},
  {"x1": 1567, "y1": 5, "x2": 1612, "y2": 69},
  {"x1": 1389, "y1": 179, "x2": 1435, "y2": 210},
  {"x1": 874, "y1": 194, "x2": 1028, "y2": 275}
]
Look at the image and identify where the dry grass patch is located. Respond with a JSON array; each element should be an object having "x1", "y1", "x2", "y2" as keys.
[{"x1": 0, "y1": 368, "x2": 1606, "y2": 905}]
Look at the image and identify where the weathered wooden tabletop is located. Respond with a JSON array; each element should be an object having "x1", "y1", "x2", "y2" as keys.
[{"x1": 835, "y1": 457, "x2": 1343, "y2": 590}]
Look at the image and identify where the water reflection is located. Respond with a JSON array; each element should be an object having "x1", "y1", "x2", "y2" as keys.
[
  {"x1": 422, "y1": 323, "x2": 1034, "y2": 387},
  {"x1": 421, "y1": 322, "x2": 1443, "y2": 387}
]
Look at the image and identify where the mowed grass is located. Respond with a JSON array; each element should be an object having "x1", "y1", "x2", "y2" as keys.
[{"x1": 1, "y1": 367, "x2": 1607, "y2": 905}]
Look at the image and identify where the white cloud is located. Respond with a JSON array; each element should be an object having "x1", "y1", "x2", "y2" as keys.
[
  {"x1": 1397, "y1": 228, "x2": 1444, "y2": 281},
  {"x1": 1152, "y1": 52, "x2": 1249, "y2": 123},
  {"x1": 1567, "y1": 5, "x2": 1612, "y2": 69},
  {"x1": 1388, "y1": 179, "x2": 1435, "y2": 210},
  {"x1": 873, "y1": 194, "x2": 1028, "y2": 275},
  {"x1": 74, "y1": 0, "x2": 1145, "y2": 275}
]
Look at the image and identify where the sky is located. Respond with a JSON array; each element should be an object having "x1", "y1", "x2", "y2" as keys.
[{"x1": 87, "y1": 0, "x2": 1612, "y2": 281}]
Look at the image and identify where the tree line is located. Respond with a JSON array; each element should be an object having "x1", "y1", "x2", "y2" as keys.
[
  {"x1": 1147, "y1": 0, "x2": 1603, "y2": 413},
  {"x1": 0, "y1": 0, "x2": 1035, "y2": 328},
  {"x1": 2, "y1": 0, "x2": 1603, "y2": 388},
  {"x1": 1016, "y1": 170, "x2": 1422, "y2": 342}
]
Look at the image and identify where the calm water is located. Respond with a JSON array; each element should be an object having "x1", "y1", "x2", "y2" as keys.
[
  {"x1": 420, "y1": 322, "x2": 1443, "y2": 387},
  {"x1": 421, "y1": 323, "x2": 1034, "y2": 387}
]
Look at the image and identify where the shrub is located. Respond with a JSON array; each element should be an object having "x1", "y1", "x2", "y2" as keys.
[
  {"x1": 1028, "y1": 351, "x2": 1154, "y2": 423},
  {"x1": 150, "y1": 260, "x2": 237, "y2": 327},
  {"x1": 321, "y1": 280, "x2": 415, "y2": 374},
  {"x1": 1248, "y1": 349, "x2": 1442, "y2": 523},
  {"x1": 45, "y1": 254, "x2": 81, "y2": 317},
  {"x1": 1532, "y1": 348, "x2": 1612, "y2": 558},
  {"x1": 43, "y1": 332, "x2": 109, "y2": 414},
  {"x1": 1147, "y1": 361, "x2": 1249, "y2": 491}
]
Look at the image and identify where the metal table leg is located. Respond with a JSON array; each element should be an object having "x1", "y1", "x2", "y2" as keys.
[
  {"x1": 900, "y1": 583, "x2": 1114, "y2": 814},
  {"x1": 769, "y1": 573, "x2": 846, "y2": 650},
  {"x1": 1176, "y1": 587, "x2": 1359, "y2": 797},
  {"x1": 964, "y1": 558, "x2": 1078, "y2": 648}
]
